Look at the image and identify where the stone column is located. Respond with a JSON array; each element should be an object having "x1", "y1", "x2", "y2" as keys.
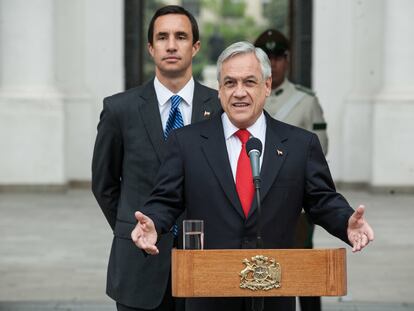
[
  {"x1": 0, "y1": 0, "x2": 65, "y2": 186},
  {"x1": 372, "y1": 0, "x2": 414, "y2": 189},
  {"x1": 341, "y1": 0, "x2": 384, "y2": 185}
]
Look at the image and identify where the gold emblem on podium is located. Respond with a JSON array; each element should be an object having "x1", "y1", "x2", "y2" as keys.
[{"x1": 239, "y1": 255, "x2": 281, "y2": 290}]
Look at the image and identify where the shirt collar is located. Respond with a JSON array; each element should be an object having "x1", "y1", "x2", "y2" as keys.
[
  {"x1": 222, "y1": 112, "x2": 266, "y2": 140},
  {"x1": 154, "y1": 76, "x2": 194, "y2": 107}
]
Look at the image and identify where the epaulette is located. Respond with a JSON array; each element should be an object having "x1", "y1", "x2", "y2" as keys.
[{"x1": 294, "y1": 84, "x2": 316, "y2": 96}]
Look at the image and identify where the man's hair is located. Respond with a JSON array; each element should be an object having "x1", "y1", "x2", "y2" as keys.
[
  {"x1": 216, "y1": 41, "x2": 271, "y2": 82},
  {"x1": 147, "y1": 5, "x2": 200, "y2": 45}
]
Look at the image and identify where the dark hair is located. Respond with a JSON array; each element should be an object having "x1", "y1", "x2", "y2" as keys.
[{"x1": 147, "y1": 5, "x2": 199, "y2": 45}]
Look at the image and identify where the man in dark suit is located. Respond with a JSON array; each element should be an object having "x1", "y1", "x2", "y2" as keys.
[
  {"x1": 92, "y1": 5, "x2": 221, "y2": 311},
  {"x1": 131, "y1": 41, "x2": 374, "y2": 311}
]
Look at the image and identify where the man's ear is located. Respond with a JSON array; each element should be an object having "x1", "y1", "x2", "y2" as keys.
[
  {"x1": 192, "y1": 41, "x2": 201, "y2": 57},
  {"x1": 148, "y1": 42, "x2": 154, "y2": 58},
  {"x1": 265, "y1": 77, "x2": 272, "y2": 96}
]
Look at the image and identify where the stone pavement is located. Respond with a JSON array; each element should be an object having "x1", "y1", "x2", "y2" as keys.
[
  {"x1": 1, "y1": 189, "x2": 413, "y2": 310},
  {"x1": 0, "y1": 301, "x2": 413, "y2": 311}
]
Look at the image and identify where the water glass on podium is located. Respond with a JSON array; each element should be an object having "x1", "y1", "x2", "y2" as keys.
[{"x1": 183, "y1": 220, "x2": 204, "y2": 250}]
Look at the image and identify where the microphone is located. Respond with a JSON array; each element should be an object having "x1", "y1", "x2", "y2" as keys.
[{"x1": 246, "y1": 137, "x2": 262, "y2": 188}]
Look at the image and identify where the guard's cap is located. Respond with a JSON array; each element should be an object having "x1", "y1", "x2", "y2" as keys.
[{"x1": 254, "y1": 29, "x2": 289, "y2": 57}]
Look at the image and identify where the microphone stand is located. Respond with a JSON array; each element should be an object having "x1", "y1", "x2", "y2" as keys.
[
  {"x1": 251, "y1": 176, "x2": 264, "y2": 311},
  {"x1": 254, "y1": 177, "x2": 263, "y2": 249}
]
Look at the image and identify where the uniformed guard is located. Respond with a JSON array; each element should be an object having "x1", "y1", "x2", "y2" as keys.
[
  {"x1": 254, "y1": 29, "x2": 327, "y2": 311},
  {"x1": 254, "y1": 29, "x2": 328, "y2": 154}
]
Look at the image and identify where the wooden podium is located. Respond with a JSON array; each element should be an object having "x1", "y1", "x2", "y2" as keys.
[{"x1": 172, "y1": 248, "x2": 346, "y2": 297}]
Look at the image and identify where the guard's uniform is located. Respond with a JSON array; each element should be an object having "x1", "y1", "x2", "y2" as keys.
[{"x1": 265, "y1": 78, "x2": 328, "y2": 155}]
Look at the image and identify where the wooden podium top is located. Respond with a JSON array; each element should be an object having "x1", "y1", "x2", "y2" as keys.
[{"x1": 172, "y1": 248, "x2": 347, "y2": 297}]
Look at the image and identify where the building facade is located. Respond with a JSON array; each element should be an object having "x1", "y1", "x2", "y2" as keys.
[
  {"x1": 314, "y1": 0, "x2": 414, "y2": 191},
  {"x1": 0, "y1": 0, "x2": 413, "y2": 191},
  {"x1": 0, "y1": 0, "x2": 123, "y2": 187}
]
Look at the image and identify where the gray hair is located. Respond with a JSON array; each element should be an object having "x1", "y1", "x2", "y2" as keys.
[{"x1": 216, "y1": 41, "x2": 271, "y2": 82}]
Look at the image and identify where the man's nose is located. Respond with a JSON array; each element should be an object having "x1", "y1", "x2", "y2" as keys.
[
  {"x1": 166, "y1": 37, "x2": 177, "y2": 51},
  {"x1": 234, "y1": 83, "x2": 247, "y2": 97}
]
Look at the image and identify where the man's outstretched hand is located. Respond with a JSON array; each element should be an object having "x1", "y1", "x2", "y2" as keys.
[
  {"x1": 347, "y1": 205, "x2": 374, "y2": 252},
  {"x1": 131, "y1": 211, "x2": 159, "y2": 255}
]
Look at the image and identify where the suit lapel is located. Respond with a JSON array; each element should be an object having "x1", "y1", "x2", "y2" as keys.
[
  {"x1": 191, "y1": 81, "x2": 219, "y2": 123},
  {"x1": 198, "y1": 113, "x2": 288, "y2": 220},
  {"x1": 248, "y1": 115, "x2": 288, "y2": 217},
  {"x1": 138, "y1": 80, "x2": 218, "y2": 162},
  {"x1": 200, "y1": 115, "x2": 246, "y2": 219},
  {"x1": 138, "y1": 80, "x2": 166, "y2": 161}
]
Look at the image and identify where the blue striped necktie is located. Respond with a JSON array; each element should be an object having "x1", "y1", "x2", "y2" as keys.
[
  {"x1": 164, "y1": 95, "x2": 184, "y2": 238},
  {"x1": 164, "y1": 95, "x2": 184, "y2": 139}
]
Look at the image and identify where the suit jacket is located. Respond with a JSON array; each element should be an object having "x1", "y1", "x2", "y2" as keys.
[
  {"x1": 141, "y1": 112, "x2": 354, "y2": 310},
  {"x1": 92, "y1": 79, "x2": 221, "y2": 309}
]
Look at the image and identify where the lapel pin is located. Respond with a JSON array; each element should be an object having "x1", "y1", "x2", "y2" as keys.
[
  {"x1": 203, "y1": 111, "x2": 211, "y2": 117},
  {"x1": 276, "y1": 149, "x2": 283, "y2": 156}
]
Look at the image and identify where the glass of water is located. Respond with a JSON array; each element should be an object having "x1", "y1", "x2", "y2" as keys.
[{"x1": 183, "y1": 220, "x2": 204, "y2": 250}]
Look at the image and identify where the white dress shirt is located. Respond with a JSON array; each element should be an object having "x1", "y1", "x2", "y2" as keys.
[
  {"x1": 154, "y1": 76, "x2": 194, "y2": 130},
  {"x1": 221, "y1": 112, "x2": 267, "y2": 181}
]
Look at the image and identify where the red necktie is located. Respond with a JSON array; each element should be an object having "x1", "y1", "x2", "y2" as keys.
[{"x1": 235, "y1": 129, "x2": 254, "y2": 217}]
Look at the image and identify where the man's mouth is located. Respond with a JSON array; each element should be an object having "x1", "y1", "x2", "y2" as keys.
[
  {"x1": 163, "y1": 56, "x2": 181, "y2": 61},
  {"x1": 232, "y1": 102, "x2": 250, "y2": 108}
]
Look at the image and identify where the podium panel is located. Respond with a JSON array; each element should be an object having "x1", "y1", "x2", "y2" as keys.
[{"x1": 172, "y1": 248, "x2": 346, "y2": 297}]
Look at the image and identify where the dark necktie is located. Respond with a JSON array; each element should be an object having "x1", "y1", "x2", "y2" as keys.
[
  {"x1": 235, "y1": 129, "x2": 254, "y2": 217},
  {"x1": 164, "y1": 95, "x2": 184, "y2": 139},
  {"x1": 164, "y1": 95, "x2": 184, "y2": 237}
]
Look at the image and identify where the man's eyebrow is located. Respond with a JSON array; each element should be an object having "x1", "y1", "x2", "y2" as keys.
[
  {"x1": 244, "y1": 75, "x2": 258, "y2": 80},
  {"x1": 175, "y1": 31, "x2": 189, "y2": 37},
  {"x1": 222, "y1": 76, "x2": 235, "y2": 81},
  {"x1": 155, "y1": 31, "x2": 169, "y2": 36}
]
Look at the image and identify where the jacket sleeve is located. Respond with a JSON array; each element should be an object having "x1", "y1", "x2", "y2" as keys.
[
  {"x1": 91, "y1": 99, "x2": 123, "y2": 230},
  {"x1": 141, "y1": 130, "x2": 185, "y2": 235},
  {"x1": 303, "y1": 133, "x2": 353, "y2": 245}
]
